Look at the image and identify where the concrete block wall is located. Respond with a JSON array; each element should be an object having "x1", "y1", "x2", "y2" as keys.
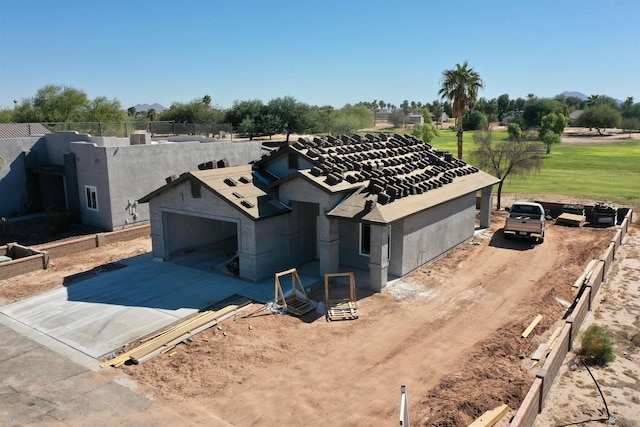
[
  {"x1": 38, "y1": 235, "x2": 98, "y2": 258},
  {"x1": 0, "y1": 254, "x2": 46, "y2": 280},
  {"x1": 511, "y1": 208, "x2": 633, "y2": 427},
  {"x1": 0, "y1": 224, "x2": 150, "y2": 279}
]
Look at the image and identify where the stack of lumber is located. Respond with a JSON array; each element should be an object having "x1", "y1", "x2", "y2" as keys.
[
  {"x1": 556, "y1": 204, "x2": 586, "y2": 227},
  {"x1": 101, "y1": 298, "x2": 252, "y2": 367}
]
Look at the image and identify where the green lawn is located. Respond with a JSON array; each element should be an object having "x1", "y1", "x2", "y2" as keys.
[{"x1": 429, "y1": 129, "x2": 640, "y2": 207}]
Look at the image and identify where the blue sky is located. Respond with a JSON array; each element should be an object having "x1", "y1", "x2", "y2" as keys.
[{"x1": 1, "y1": 0, "x2": 638, "y2": 110}]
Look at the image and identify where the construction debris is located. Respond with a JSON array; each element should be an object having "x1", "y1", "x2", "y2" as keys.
[
  {"x1": 101, "y1": 297, "x2": 252, "y2": 368},
  {"x1": 522, "y1": 314, "x2": 543, "y2": 338},
  {"x1": 468, "y1": 403, "x2": 509, "y2": 427},
  {"x1": 555, "y1": 204, "x2": 586, "y2": 227}
]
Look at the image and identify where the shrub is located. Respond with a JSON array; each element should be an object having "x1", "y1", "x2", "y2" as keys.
[
  {"x1": 581, "y1": 324, "x2": 615, "y2": 366},
  {"x1": 46, "y1": 206, "x2": 71, "y2": 235}
]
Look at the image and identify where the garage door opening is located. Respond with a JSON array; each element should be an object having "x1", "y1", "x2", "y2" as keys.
[{"x1": 164, "y1": 212, "x2": 238, "y2": 274}]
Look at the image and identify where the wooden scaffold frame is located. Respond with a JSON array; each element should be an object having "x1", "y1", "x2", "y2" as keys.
[
  {"x1": 273, "y1": 267, "x2": 314, "y2": 316},
  {"x1": 324, "y1": 272, "x2": 359, "y2": 321}
]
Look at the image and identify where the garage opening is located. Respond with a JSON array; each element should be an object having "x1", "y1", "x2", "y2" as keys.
[{"x1": 164, "y1": 212, "x2": 238, "y2": 273}]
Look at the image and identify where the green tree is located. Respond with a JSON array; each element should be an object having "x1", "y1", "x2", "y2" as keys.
[
  {"x1": 507, "y1": 123, "x2": 523, "y2": 140},
  {"x1": 497, "y1": 94, "x2": 510, "y2": 121},
  {"x1": 331, "y1": 104, "x2": 373, "y2": 134},
  {"x1": 14, "y1": 84, "x2": 89, "y2": 122},
  {"x1": 586, "y1": 94, "x2": 601, "y2": 107},
  {"x1": 421, "y1": 106, "x2": 432, "y2": 124},
  {"x1": 202, "y1": 95, "x2": 212, "y2": 109},
  {"x1": 0, "y1": 108, "x2": 14, "y2": 123},
  {"x1": 225, "y1": 99, "x2": 265, "y2": 129},
  {"x1": 438, "y1": 61, "x2": 484, "y2": 159},
  {"x1": 472, "y1": 130, "x2": 545, "y2": 209},
  {"x1": 388, "y1": 110, "x2": 406, "y2": 128},
  {"x1": 267, "y1": 96, "x2": 311, "y2": 142},
  {"x1": 461, "y1": 110, "x2": 488, "y2": 131},
  {"x1": 160, "y1": 99, "x2": 224, "y2": 123},
  {"x1": 621, "y1": 117, "x2": 640, "y2": 135},
  {"x1": 576, "y1": 104, "x2": 622, "y2": 135},
  {"x1": 259, "y1": 113, "x2": 283, "y2": 140},
  {"x1": 147, "y1": 108, "x2": 157, "y2": 122},
  {"x1": 127, "y1": 106, "x2": 136, "y2": 118},
  {"x1": 521, "y1": 98, "x2": 566, "y2": 128},
  {"x1": 538, "y1": 112, "x2": 569, "y2": 154},
  {"x1": 238, "y1": 117, "x2": 260, "y2": 140},
  {"x1": 411, "y1": 122, "x2": 439, "y2": 143},
  {"x1": 84, "y1": 96, "x2": 125, "y2": 122}
]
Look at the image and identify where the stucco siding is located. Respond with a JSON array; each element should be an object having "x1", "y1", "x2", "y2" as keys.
[
  {"x1": 338, "y1": 220, "x2": 370, "y2": 270},
  {"x1": 400, "y1": 193, "x2": 476, "y2": 275},
  {"x1": 0, "y1": 136, "x2": 43, "y2": 216}
]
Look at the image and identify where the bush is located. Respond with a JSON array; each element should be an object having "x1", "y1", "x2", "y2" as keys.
[
  {"x1": 581, "y1": 324, "x2": 615, "y2": 366},
  {"x1": 46, "y1": 206, "x2": 71, "y2": 235},
  {"x1": 462, "y1": 110, "x2": 488, "y2": 131}
]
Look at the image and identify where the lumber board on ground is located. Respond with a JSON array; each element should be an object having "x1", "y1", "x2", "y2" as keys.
[
  {"x1": 101, "y1": 300, "x2": 251, "y2": 368},
  {"x1": 546, "y1": 326, "x2": 563, "y2": 350},
  {"x1": 468, "y1": 404, "x2": 509, "y2": 427},
  {"x1": 572, "y1": 260, "x2": 597, "y2": 288},
  {"x1": 522, "y1": 314, "x2": 542, "y2": 338}
]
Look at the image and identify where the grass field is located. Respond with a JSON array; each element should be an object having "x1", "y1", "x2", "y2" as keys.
[{"x1": 429, "y1": 128, "x2": 640, "y2": 208}]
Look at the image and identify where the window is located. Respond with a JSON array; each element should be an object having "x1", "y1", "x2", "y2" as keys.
[
  {"x1": 359, "y1": 223, "x2": 391, "y2": 259},
  {"x1": 85, "y1": 186, "x2": 98, "y2": 211},
  {"x1": 359, "y1": 223, "x2": 371, "y2": 256}
]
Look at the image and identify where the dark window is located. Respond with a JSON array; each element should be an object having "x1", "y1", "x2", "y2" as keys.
[{"x1": 360, "y1": 223, "x2": 371, "y2": 255}]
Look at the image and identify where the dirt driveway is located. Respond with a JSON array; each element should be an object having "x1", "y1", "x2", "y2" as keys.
[
  {"x1": 121, "y1": 212, "x2": 614, "y2": 426},
  {"x1": 0, "y1": 207, "x2": 621, "y2": 426}
]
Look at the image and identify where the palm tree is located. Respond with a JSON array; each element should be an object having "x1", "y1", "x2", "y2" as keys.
[
  {"x1": 147, "y1": 108, "x2": 157, "y2": 122},
  {"x1": 438, "y1": 61, "x2": 484, "y2": 159},
  {"x1": 127, "y1": 106, "x2": 136, "y2": 118},
  {"x1": 586, "y1": 94, "x2": 601, "y2": 107},
  {"x1": 623, "y1": 96, "x2": 634, "y2": 109},
  {"x1": 202, "y1": 95, "x2": 211, "y2": 109}
]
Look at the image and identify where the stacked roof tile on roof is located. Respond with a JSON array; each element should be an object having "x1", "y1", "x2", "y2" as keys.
[{"x1": 282, "y1": 133, "x2": 480, "y2": 205}]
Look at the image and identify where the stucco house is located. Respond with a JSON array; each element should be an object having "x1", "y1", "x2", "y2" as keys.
[
  {"x1": 0, "y1": 127, "x2": 261, "y2": 230},
  {"x1": 140, "y1": 133, "x2": 498, "y2": 292}
]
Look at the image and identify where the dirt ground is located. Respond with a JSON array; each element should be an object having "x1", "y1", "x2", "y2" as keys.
[
  {"x1": 0, "y1": 237, "x2": 151, "y2": 306},
  {"x1": 2, "y1": 198, "x2": 631, "y2": 426}
]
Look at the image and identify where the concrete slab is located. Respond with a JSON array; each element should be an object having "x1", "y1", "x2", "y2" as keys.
[
  {"x1": 0, "y1": 253, "x2": 320, "y2": 360},
  {"x1": 0, "y1": 322, "x2": 211, "y2": 426}
]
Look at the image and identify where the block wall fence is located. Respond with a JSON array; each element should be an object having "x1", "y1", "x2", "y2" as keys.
[{"x1": 0, "y1": 224, "x2": 150, "y2": 280}]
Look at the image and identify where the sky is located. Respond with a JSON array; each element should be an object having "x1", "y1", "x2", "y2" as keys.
[{"x1": 1, "y1": 0, "x2": 639, "y2": 110}]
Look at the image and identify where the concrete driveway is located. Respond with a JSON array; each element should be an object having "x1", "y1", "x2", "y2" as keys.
[{"x1": 0, "y1": 253, "x2": 318, "y2": 360}]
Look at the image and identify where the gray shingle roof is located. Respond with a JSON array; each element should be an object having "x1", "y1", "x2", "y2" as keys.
[{"x1": 0, "y1": 123, "x2": 51, "y2": 139}]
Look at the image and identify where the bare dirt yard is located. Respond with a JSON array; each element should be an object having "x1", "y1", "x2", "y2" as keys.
[{"x1": 3, "y1": 198, "x2": 635, "y2": 426}]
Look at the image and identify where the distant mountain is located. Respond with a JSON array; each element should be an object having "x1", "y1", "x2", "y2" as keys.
[
  {"x1": 132, "y1": 103, "x2": 167, "y2": 112},
  {"x1": 558, "y1": 91, "x2": 588, "y2": 100},
  {"x1": 558, "y1": 91, "x2": 622, "y2": 104}
]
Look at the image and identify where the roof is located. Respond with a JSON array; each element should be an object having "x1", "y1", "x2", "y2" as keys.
[
  {"x1": 0, "y1": 123, "x2": 51, "y2": 139},
  {"x1": 139, "y1": 165, "x2": 291, "y2": 221},
  {"x1": 257, "y1": 133, "x2": 499, "y2": 223}
]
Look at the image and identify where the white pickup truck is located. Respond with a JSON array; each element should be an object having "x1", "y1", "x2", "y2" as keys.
[{"x1": 503, "y1": 202, "x2": 546, "y2": 243}]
